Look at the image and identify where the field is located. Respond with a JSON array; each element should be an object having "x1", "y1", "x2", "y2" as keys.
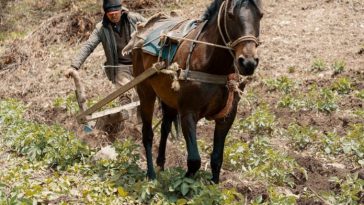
[{"x1": 0, "y1": 0, "x2": 363, "y2": 204}]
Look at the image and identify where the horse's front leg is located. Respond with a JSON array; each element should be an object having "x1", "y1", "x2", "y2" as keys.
[
  {"x1": 180, "y1": 112, "x2": 201, "y2": 177},
  {"x1": 211, "y1": 98, "x2": 239, "y2": 183},
  {"x1": 138, "y1": 85, "x2": 157, "y2": 180},
  {"x1": 156, "y1": 102, "x2": 178, "y2": 170}
]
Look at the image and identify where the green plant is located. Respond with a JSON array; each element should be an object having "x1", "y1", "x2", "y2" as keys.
[
  {"x1": 311, "y1": 58, "x2": 326, "y2": 72},
  {"x1": 91, "y1": 141, "x2": 145, "y2": 187},
  {"x1": 354, "y1": 108, "x2": 364, "y2": 118},
  {"x1": 315, "y1": 88, "x2": 338, "y2": 113},
  {"x1": 53, "y1": 93, "x2": 79, "y2": 114},
  {"x1": 242, "y1": 88, "x2": 259, "y2": 107},
  {"x1": 356, "y1": 89, "x2": 364, "y2": 99},
  {"x1": 287, "y1": 124, "x2": 318, "y2": 150},
  {"x1": 277, "y1": 95, "x2": 306, "y2": 111},
  {"x1": 332, "y1": 77, "x2": 352, "y2": 94},
  {"x1": 287, "y1": 66, "x2": 296, "y2": 73},
  {"x1": 321, "y1": 131, "x2": 342, "y2": 155},
  {"x1": 264, "y1": 76, "x2": 295, "y2": 94},
  {"x1": 320, "y1": 124, "x2": 364, "y2": 165},
  {"x1": 224, "y1": 138, "x2": 305, "y2": 187},
  {"x1": 239, "y1": 104, "x2": 276, "y2": 135},
  {"x1": 325, "y1": 174, "x2": 364, "y2": 204},
  {"x1": 332, "y1": 60, "x2": 346, "y2": 75},
  {"x1": 1, "y1": 99, "x2": 90, "y2": 169},
  {"x1": 268, "y1": 187, "x2": 297, "y2": 205},
  {"x1": 345, "y1": 124, "x2": 364, "y2": 164}
]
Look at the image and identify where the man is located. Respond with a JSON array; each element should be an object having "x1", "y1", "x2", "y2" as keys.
[
  {"x1": 67, "y1": 0, "x2": 145, "y2": 132},
  {"x1": 69, "y1": 0, "x2": 145, "y2": 104}
]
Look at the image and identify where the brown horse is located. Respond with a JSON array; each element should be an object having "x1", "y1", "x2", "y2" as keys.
[{"x1": 132, "y1": 0, "x2": 263, "y2": 183}]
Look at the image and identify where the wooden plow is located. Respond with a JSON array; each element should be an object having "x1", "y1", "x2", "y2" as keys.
[{"x1": 66, "y1": 64, "x2": 183, "y2": 136}]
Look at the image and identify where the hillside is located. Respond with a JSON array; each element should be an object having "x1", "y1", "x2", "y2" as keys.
[{"x1": 0, "y1": 0, "x2": 363, "y2": 204}]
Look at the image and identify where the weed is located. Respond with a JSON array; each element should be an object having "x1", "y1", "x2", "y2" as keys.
[
  {"x1": 331, "y1": 77, "x2": 353, "y2": 94},
  {"x1": 224, "y1": 137, "x2": 305, "y2": 187},
  {"x1": 277, "y1": 95, "x2": 306, "y2": 111},
  {"x1": 242, "y1": 88, "x2": 260, "y2": 107},
  {"x1": 356, "y1": 89, "x2": 364, "y2": 99},
  {"x1": 1, "y1": 99, "x2": 90, "y2": 169},
  {"x1": 311, "y1": 58, "x2": 326, "y2": 72},
  {"x1": 53, "y1": 93, "x2": 79, "y2": 114},
  {"x1": 264, "y1": 76, "x2": 295, "y2": 94},
  {"x1": 287, "y1": 124, "x2": 319, "y2": 150},
  {"x1": 345, "y1": 124, "x2": 364, "y2": 164},
  {"x1": 354, "y1": 108, "x2": 364, "y2": 118},
  {"x1": 287, "y1": 66, "x2": 296, "y2": 73},
  {"x1": 308, "y1": 86, "x2": 338, "y2": 113},
  {"x1": 239, "y1": 104, "x2": 276, "y2": 135},
  {"x1": 321, "y1": 124, "x2": 364, "y2": 165},
  {"x1": 268, "y1": 187, "x2": 297, "y2": 205},
  {"x1": 332, "y1": 60, "x2": 346, "y2": 75},
  {"x1": 325, "y1": 174, "x2": 364, "y2": 204},
  {"x1": 321, "y1": 131, "x2": 343, "y2": 155}
]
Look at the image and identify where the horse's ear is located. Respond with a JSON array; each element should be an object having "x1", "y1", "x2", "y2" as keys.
[
  {"x1": 227, "y1": 0, "x2": 245, "y2": 16},
  {"x1": 227, "y1": 0, "x2": 236, "y2": 16}
]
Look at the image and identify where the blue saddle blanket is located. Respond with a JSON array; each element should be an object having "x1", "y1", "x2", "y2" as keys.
[{"x1": 142, "y1": 19, "x2": 197, "y2": 63}]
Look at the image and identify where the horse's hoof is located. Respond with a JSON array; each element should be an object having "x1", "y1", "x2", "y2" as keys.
[{"x1": 211, "y1": 177, "x2": 219, "y2": 184}]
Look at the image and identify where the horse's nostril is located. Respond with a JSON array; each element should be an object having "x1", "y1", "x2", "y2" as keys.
[
  {"x1": 238, "y1": 57, "x2": 245, "y2": 67},
  {"x1": 255, "y1": 58, "x2": 259, "y2": 66}
]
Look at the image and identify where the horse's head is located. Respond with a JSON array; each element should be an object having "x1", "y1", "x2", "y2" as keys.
[{"x1": 220, "y1": 0, "x2": 263, "y2": 76}]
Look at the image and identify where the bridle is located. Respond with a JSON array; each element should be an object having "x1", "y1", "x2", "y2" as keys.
[
  {"x1": 217, "y1": 0, "x2": 260, "y2": 74},
  {"x1": 217, "y1": 0, "x2": 260, "y2": 50},
  {"x1": 163, "y1": 0, "x2": 261, "y2": 78}
]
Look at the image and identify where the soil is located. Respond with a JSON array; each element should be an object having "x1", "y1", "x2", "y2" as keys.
[{"x1": 0, "y1": 0, "x2": 363, "y2": 203}]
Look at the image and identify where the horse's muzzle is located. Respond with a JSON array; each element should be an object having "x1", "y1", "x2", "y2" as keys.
[{"x1": 237, "y1": 56, "x2": 259, "y2": 76}]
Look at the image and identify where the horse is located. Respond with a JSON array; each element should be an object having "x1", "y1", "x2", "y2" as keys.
[{"x1": 131, "y1": 0, "x2": 263, "y2": 183}]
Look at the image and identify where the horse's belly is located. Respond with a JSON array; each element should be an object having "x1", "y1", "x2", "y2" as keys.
[
  {"x1": 148, "y1": 74, "x2": 226, "y2": 118},
  {"x1": 148, "y1": 74, "x2": 179, "y2": 109}
]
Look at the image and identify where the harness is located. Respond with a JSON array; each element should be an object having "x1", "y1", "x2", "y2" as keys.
[{"x1": 161, "y1": 0, "x2": 260, "y2": 119}]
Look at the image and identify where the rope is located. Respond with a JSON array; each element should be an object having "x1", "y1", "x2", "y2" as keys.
[{"x1": 160, "y1": 34, "x2": 233, "y2": 50}]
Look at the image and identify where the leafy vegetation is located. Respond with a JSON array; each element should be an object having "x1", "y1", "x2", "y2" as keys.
[
  {"x1": 264, "y1": 76, "x2": 295, "y2": 94},
  {"x1": 2, "y1": 99, "x2": 90, "y2": 170},
  {"x1": 239, "y1": 104, "x2": 276, "y2": 135},
  {"x1": 311, "y1": 58, "x2": 326, "y2": 72},
  {"x1": 320, "y1": 124, "x2": 364, "y2": 166},
  {"x1": 331, "y1": 60, "x2": 346, "y2": 75},
  {"x1": 224, "y1": 137, "x2": 305, "y2": 187},
  {"x1": 287, "y1": 124, "x2": 318, "y2": 150},
  {"x1": 324, "y1": 174, "x2": 364, "y2": 205},
  {"x1": 308, "y1": 86, "x2": 338, "y2": 113},
  {"x1": 331, "y1": 77, "x2": 353, "y2": 94},
  {"x1": 356, "y1": 89, "x2": 364, "y2": 99}
]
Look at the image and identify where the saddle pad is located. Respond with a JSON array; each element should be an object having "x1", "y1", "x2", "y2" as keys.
[{"x1": 142, "y1": 19, "x2": 198, "y2": 63}]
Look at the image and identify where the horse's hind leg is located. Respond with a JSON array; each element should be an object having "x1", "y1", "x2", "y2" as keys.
[
  {"x1": 156, "y1": 102, "x2": 178, "y2": 170},
  {"x1": 180, "y1": 112, "x2": 201, "y2": 177},
  {"x1": 138, "y1": 84, "x2": 157, "y2": 180},
  {"x1": 211, "y1": 103, "x2": 238, "y2": 183}
]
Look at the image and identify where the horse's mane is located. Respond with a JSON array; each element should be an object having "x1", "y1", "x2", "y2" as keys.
[
  {"x1": 201, "y1": 0, "x2": 224, "y2": 21},
  {"x1": 201, "y1": 0, "x2": 263, "y2": 21}
]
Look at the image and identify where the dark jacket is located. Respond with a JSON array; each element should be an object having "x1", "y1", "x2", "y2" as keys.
[{"x1": 71, "y1": 9, "x2": 145, "y2": 70}]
